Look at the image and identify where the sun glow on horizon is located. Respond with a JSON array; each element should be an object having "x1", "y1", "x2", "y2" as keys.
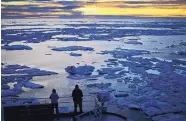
[
  {"x1": 74, "y1": 3, "x2": 186, "y2": 17},
  {"x1": 1, "y1": 0, "x2": 186, "y2": 18}
]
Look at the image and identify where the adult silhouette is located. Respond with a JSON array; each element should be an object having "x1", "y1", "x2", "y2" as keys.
[{"x1": 72, "y1": 85, "x2": 83, "y2": 113}]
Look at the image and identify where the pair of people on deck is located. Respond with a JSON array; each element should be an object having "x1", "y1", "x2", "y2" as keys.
[{"x1": 49, "y1": 85, "x2": 83, "y2": 119}]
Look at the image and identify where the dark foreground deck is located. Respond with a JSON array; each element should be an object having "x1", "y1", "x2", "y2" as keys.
[{"x1": 3, "y1": 103, "x2": 152, "y2": 121}]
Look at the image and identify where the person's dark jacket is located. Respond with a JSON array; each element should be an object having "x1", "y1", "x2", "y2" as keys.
[{"x1": 72, "y1": 88, "x2": 83, "y2": 102}]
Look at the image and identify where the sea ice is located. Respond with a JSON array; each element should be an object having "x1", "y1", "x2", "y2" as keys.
[
  {"x1": 1, "y1": 64, "x2": 57, "y2": 98},
  {"x1": 67, "y1": 74, "x2": 100, "y2": 80},
  {"x1": 177, "y1": 51, "x2": 186, "y2": 55},
  {"x1": 180, "y1": 42, "x2": 186, "y2": 46},
  {"x1": 99, "y1": 49, "x2": 150, "y2": 58},
  {"x1": 69, "y1": 52, "x2": 82, "y2": 56},
  {"x1": 104, "y1": 74, "x2": 123, "y2": 79},
  {"x1": 2, "y1": 89, "x2": 22, "y2": 97},
  {"x1": 97, "y1": 67, "x2": 123, "y2": 75},
  {"x1": 124, "y1": 40, "x2": 143, "y2": 45},
  {"x1": 2, "y1": 97, "x2": 40, "y2": 106},
  {"x1": 23, "y1": 82, "x2": 44, "y2": 89},
  {"x1": 65, "y1": 65, "x2": 95, "y2": 75},
  {"x1": 87, "y1": 83, "x2": 111, "y2": 89},
  {"x1": 143, "y1": 106, "x2": 162, "y2": 116},
  {"x1": 2, "y1": 45, "x2": 32, "y2": 50},
  {"x1": 114, "y1": 92, "x2": 129, "y2": 97},
  {"x1": 2, "y1": 84, "x2": 10, "y2": 90},
  {"x1": 117, "y1": 98, "x2": 140, "y2": 109},
  {"x1": 51, "y1": 46, "x2": 94, "y2": 51},
  {"x1": 152, "y1": 114, "x2": 186, "y2": 121}
]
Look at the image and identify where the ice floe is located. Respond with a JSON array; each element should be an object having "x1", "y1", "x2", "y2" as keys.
[
  {"x1": 99, "y1": 49, "x2": 150, "y2": 58},
  {"x1": 177, "y1": 51, "x2": 186, "y2": 55},
  {"x1": 69, "y1": 52, "x2": 82, "y2": 56},
  {"x1": 124, "y1": 40, "x2": 143, "y2": 45},
  {"x1": 51, "y1": 46, "x2": 94, "y2": 51},
  {"x1": 152, "y1": 113, "x2": 186, "y2": 121},
  {"x1": 23, "y1": 82, "x2": 44, "y2": 89},
  {"x1": 114, "y1": 92, "x2": 129, "y2": 97},
  {"x1": 1, "y1": 64, "x2": 58, "y2": 98},
  {"x1": 87, "y1": 83, "x2": 111, "y2": 89},
  {"x1": 65, "y1": 65, "x2": 95, "y2": 75},
  {"x1": 2, "y1": 45, "x2": 32, "y2": 50}
]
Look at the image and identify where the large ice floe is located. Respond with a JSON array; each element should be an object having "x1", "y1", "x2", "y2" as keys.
[
  {"x1": 1, "y1": 64, "x2": 58, "y2": 106},
  {"x1": 51, "y1": 46, "x2": 94, "y2": 51},
  {"x1": 1, "y1": 45, "x2": 32, "y2": 50}
]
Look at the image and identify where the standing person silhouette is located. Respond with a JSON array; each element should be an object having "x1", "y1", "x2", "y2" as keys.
[
  {"x1": 50, "y1": 89, "x2": 59, "y2": 120},
  {"x1": 72, "y1": 85, "x2": 83, "y2": 113}
]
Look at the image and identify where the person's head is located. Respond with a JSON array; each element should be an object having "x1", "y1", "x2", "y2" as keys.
[
  {"x1": 52, "y1": 89, "x2": 56, "y2": 93},
  {"x1": 75, "y1": 85, "x2": 79, "y2": 89}
]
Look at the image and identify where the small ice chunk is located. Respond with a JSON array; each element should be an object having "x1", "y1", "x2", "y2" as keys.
[
  {"x1": 69, "y1": 52, "x2": 82, "y2": 56},
  {"x1": 124, "y1": 40, "x2": 143, "y2": 45},
  {"x1": 146, "y1": 69, "x2": 160, "y2": 75}
]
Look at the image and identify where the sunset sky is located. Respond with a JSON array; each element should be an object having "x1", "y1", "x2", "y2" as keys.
[{"x1": 1, "y1": 0, "x2": 186, "y2": 18}]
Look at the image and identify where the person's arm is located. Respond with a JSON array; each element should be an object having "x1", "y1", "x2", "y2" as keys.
[
  {"x1": 49, "y1": 94, "x2": 51, "y2": 99},
  {"x1": 81, "y1": 90, "x2": 83, "y2": 97},
  {"x1": 72, "y1": 90, "x2": 74, "y2": 97},
  {"x1": 57, "y1": 94, "x2": 59, "y2": 99}
]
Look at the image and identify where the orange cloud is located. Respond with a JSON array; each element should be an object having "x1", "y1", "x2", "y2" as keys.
[
  {"x1": 21, "y1": 11, "x2": 72, "y2": 16},
  {"x1": 37, "y1": 3, "x2": 64, "y2": 7},
  {"x1": 1, "y1": 1, "x2": 42, "y2": 6}
]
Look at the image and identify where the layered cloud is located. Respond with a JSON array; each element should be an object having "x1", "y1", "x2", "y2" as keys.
[{"x1": 1, "y1": 0, "x2": 186, "y2": 18}]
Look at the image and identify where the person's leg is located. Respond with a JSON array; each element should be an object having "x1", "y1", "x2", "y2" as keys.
[
  {"x1": 55, "y1": 103, "x2": 59, "y2": 119},
  {"x1": 79, "y1": 101, "x2": 83, "y2": 113},
  {"x1": 51, "y1": 104, "x2": 54, "y2": 114},
  {"x1": 74, "y1": 102, "x2": 77, "y2": 113},
  {"x1": 51, "y1": 104, "x2": 55, "y2": 119}
]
